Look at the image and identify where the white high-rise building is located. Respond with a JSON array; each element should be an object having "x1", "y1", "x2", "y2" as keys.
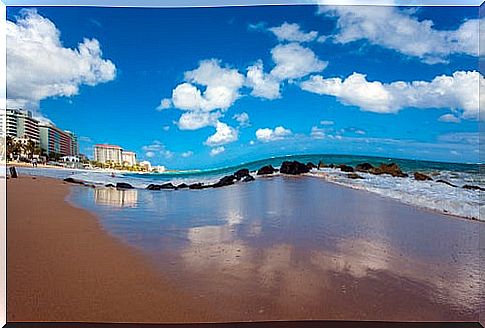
[
  {"x1": 122, "y1": 151, "x2": 137, "y2": 166},
  {"x1": 3, "y1": 109, "x2": 40, "y2": 144},
  {"x1": 94, "y1": 144, "x2": 123, "y2": 164}
]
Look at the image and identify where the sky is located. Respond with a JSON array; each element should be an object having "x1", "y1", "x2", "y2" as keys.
[{"x1": 5, "y1": 5, "x2": 483, "y2": 169}]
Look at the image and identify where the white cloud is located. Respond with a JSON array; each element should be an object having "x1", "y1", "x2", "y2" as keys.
[
  {"x1": 210, "y1": 146, "x2": 225, "y2": 156},
  {"x1": 7, "y1": 9, "x2": 116, "y2": 109},
  {"x1": 233, "y1": 112, "x2": 250, "y2": 127},
  {"x1": 319, "y1": 6, "x2": 480, "y2": 64},
  {"x1": 157, "y1": 98, "x2": 172, "y2": 110},
  {"x1": 181, "y1": 151, "x2": 194, "y2": 158},
  {"x1": 256, "y1": 126, "x2": 292, "y2": 142},
  {"x1": 246, "y1": 60, "x2": 281, "y2": 99},
  {"x1": 300, "y1": 71, "x2": 484, "y2": 120},
  {"x1": 320, "y1": 120, "x2": 334, "y2": 125},
  {"x1": 142, "y1": 141, "x2": 173, "y2": 159},
  {"x1": 439, "y1": 114, "x2": 461, "y2": 123},
  {"x1": 270, "y1": 43, "x2": 328, "y2": 80},
  {"x1": 177, "y1": 111, "x2": 220, "y2": 130},
  {"x1": 310, "y1": 126, "x2": 326, "y2": 139},
  {"x1": 269, "y1": 22, "x2": 318, "y2": 43},
  {"x1": 170, "y1": 59, "x2": 245, "y2": 112},
  {"x1": 205, "y1": 121, "x2": 239, "y2": 147}
]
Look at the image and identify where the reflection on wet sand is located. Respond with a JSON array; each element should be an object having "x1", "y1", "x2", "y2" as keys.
[
  {"x1": 94, "y1": 188, "x2": 138, "y2": 208},
  {"x1": 73, "y1": 176, "x2": 481, "y2": 322}
]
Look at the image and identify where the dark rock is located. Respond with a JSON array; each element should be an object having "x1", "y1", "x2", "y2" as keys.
[
  {"x1": 347, "y1": 173, "x2": 364, "y2": 179},
  {"x1": 463, "y1": 184, "x2": 485, "y2": 191},
  {"x1": 414, "y1": 172, "x2": 432, "y2": 181},
  {"x1": 189, "y1": 183, "x2": 204, "y2": 190},
  {"x1": 257, "y1": 165, "x2": 276, "y2": 175},
  {"x1": 242, "y1": 175, "x2": 255, "y2": 182},
  {"x1": 327, "y1": 164, "x2": 335, "y2": 169},
  {"x1": 355, "y1": 163, "x2": 374, "y2": 172},
  {"x1": 280, "y1": 161, "x2": 310, "y2": 175},
  {"x1": 105, "y1": 183, "x2": 115, "y2": 188},
  {"x1": 63, "y1": 177, "x2": 84, "y2": 184},
  {"x1": 337, "y1": 164, "x2": 354, "y2": 173},
  {"x1": 234, "y1": 169, "x2": 250, "y2": 180},
  {"x1": 160, "y1": 183, "x2": 177, "y2": 189},
  {"x1": 370, "y1": 163, "x2": 407, "y2": 177},
  {"x1": 212, "y1": 175, "x2": 236, "y2": 188},
  {"x1": 306, "y1": 162, "x2": 317, "y2": 170},
  {"x1": 116, "y1": 182, "x2": 134, "y2": 189},
  {"x1": 146, "y1": 184, "x2": 161, "y2": 190},
  {"x1": 436, "y1": 179, "x2": 457, "y2": 187},
  {"x1": 317, "y1": 160, "x2": 325, "y2": 170},
  {"x1": 177, "y1": 183, "x2": 189, "y2": 189}
]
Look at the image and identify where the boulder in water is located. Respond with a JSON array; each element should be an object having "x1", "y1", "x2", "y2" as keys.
[
  {"x1": 242, "y1": 175, "x2": 255, "y2": 182},
  {"x1": 355, "y1": 163, "x2": 374, "y2": 172},
  {"x1": 337, "y1": 164, "x2": 354, "y2": 173},
  {"x1": 463, "y1": 184, "x2": 485, "y2": 191},
  {"x1": 189, "y1": 183, "x2": 204, "y2": 190},
  {"x1": 370, "y1": 163, "x2": 407, "y2": 177},
  {"x1": 414, "y1": 172, "x2": 432, "y2": 181},
  {"x1": 257, "y1": 165, "x2": 276, "y2": 175},
  {"x1": 280, "y1": 161, "x2": 310, "y2": 175},
  {"x1": 347, "y1": 173, "x2": 364, "y2": 179},
  {"x1": 105, "y1": 183, "x2": 115, "y2": 188},
  {"x1": 306, "y1": 162, "x2": 317, "y2": 170},
  {"x1": 63, "y1": 177, "x2": 84, "y2": 185},
  {"x1": 234, "y1": 169, "x2": 250, "y2": 180},
  {"x1": 212, "y1": 175, "x2": 236, "y2": 188},
  {"x1": 116, "y1": 182, "x2": 134, "y2": 189},
  {"x1": 177, "y1": 183, "x2": 189, "y2": 189},
  {"x1": 436, "y1": 179, "x2": 457, "y2": 187}
]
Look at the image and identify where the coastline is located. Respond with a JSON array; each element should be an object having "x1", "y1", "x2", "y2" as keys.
[
  {"x1": 7, "y1": 175, "x2": 482, "y2": 322},
  {"x1": 7, "y1": 176, "x2": 214, "y2": 323}
]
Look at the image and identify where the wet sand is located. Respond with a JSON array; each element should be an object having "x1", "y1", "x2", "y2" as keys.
[
  {"x1": 7, "y1": 176, "x2": 214, "y2": 323},
  {"x1": 7, "y1": 175, "x2": 483, "y2": 323}
]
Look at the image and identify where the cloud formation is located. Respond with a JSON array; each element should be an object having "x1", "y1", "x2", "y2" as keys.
[
  {"x1": 7, "y1": 9, "x2": 116, "y2": 109},
  {"x1": 205, "y1": 121, "x2": 239, "y2": 146},
  {"x1": 319, "y1": 6, "x2": 480, "y2": 64},
  {"x1": 270, "y1": 43, "x2": 328, "y2": 80},
  {"x1": 301, "y1": 71, "x2": 483, "y2": 120},
  {"x1": 256, "y1": 126, "x2": 292, "y2": 142},
  {"x1": 269, "y1": 22, "x2": 318, "y2": 43},
  {"x1": 210, "y1": 146, "x2": 225, "y2": 156},
  {"x1": 142, "y1": 141, "x2": 174, "y2": 159}
]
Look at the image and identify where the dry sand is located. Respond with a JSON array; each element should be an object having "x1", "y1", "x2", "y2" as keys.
[{"x1": 7, "y1": 176, "x2": 214, "y2": 323}]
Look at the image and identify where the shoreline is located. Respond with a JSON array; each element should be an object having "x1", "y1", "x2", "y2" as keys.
[
  {"x1": 7, "y1": 176, "x2": 214, "y2": 323},
  {"x1": 7, "y1": 175, "x2": 481, "y2": 322}
]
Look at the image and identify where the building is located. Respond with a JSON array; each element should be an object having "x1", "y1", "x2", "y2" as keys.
[
  {"x1": 122, "y1": 151, "x2": 137, "y2": 166},
  {"x1": 39, "y1": 124, "x2": 78, "y2": 157},
  {"x1": 139, "y1": 160, "x2": 152, "y2": 171},
  {"x1": 94, "y1": 144, "x2": 123, "y2": 164},
  {"x1": 3, "y1": 109, "x2": 40, "y2": 144}
]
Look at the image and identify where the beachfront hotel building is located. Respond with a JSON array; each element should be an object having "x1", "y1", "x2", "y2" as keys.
[
  {"x1": 122, "y1": 151, "x2": 137, "y2": 166},
  {"x1": 94, "y1": 144, "x2": 123, "y2": 164},
  {"x1": 3, "y1": 109, "x2": 40, "y2": 144},
  {"x1": 39, "y1": 124, "x2": 79, "y2": 157}
]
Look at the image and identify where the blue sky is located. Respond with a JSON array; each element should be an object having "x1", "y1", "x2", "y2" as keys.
[{"x1": 6, "y1": 5, "x2": 482, "y2": 169}]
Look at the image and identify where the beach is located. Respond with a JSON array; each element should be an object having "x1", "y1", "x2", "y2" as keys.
[
  {"x1": 7, "y1": 173, "x2": 483, "y2": 323},
  {"x1": 7, "y1": 176, "x2": 215, "y2": 323}
]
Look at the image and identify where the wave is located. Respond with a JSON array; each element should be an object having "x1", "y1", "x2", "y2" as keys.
[{"x1": 15, "y1": 154, "x2": 483, "y2": 221}]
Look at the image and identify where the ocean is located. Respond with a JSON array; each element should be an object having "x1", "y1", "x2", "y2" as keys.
[{"x1": 15, "y1": 154, "x2": 483, "y2": 220}]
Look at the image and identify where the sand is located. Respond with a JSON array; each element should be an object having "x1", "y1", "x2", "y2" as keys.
[{"x1": 7, "y1": 176, "x2": 213, "y2": 323}]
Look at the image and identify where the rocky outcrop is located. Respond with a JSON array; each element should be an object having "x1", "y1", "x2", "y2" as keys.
[
  {"x1": 317, "y1": 161, "x2": 325, "y2": 170},
  {"x1": 414, "y1": 172, "x2": 432, "y2": 181},
  {"x1": 243, "y1": 175, "x2": 255, "y2": 182},
  {"x1": 177, "y1": 183, "x2": 189, "y2": 189},
  {"x1": 105, "y1": 183, "x2": 115, "y2": 188},
  {"x1": 306, "y1": 162, "x2": 317, "y2": 170},
  {"x1": 257, "y1": 165, "x2": 277, "y2": 175},
  {"x1": 347, "y1": 173, "x2": 364, "y2": 179},
  {"x1": 146, "y1": 183, "x2": 177, "y2": 190},
  {"x1": 116, "y1": 182, "x2": 134, "y2": 189},
  {"x1": 189, "y1": 183, "x2": 205, "y2": 190},
  {"x1": 463, "y1": 184, "x2": 485, "y2": 191},
  {"x1": 63, "y1": 177, "x2": 84, "y2": 185},
  {"x1": 355, "y1": 163, "x2": 374, "y2": 172},
  {"x1": 280, "y1": 161, "x2": 310, "y2": 175},
  {"x1": 234, "y1": 169, "x2": 250, "y2": 180},
  {"x1": 436, "y1": 179, "x2": 457, "y2": 187},
  {"x1": 337, "y1": 164, "x2": 354, "y2": 173},
  {"x1": 212, "y1": 175, "x2": 236, "y2": 188},
  {"x1": 370, "y1": 163, "x2": 408, "y2": 177}
]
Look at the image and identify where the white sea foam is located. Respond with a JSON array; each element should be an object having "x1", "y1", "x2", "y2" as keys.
[{"x1": 307, "y1": 168, "x2": 482, "y2": 221}]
